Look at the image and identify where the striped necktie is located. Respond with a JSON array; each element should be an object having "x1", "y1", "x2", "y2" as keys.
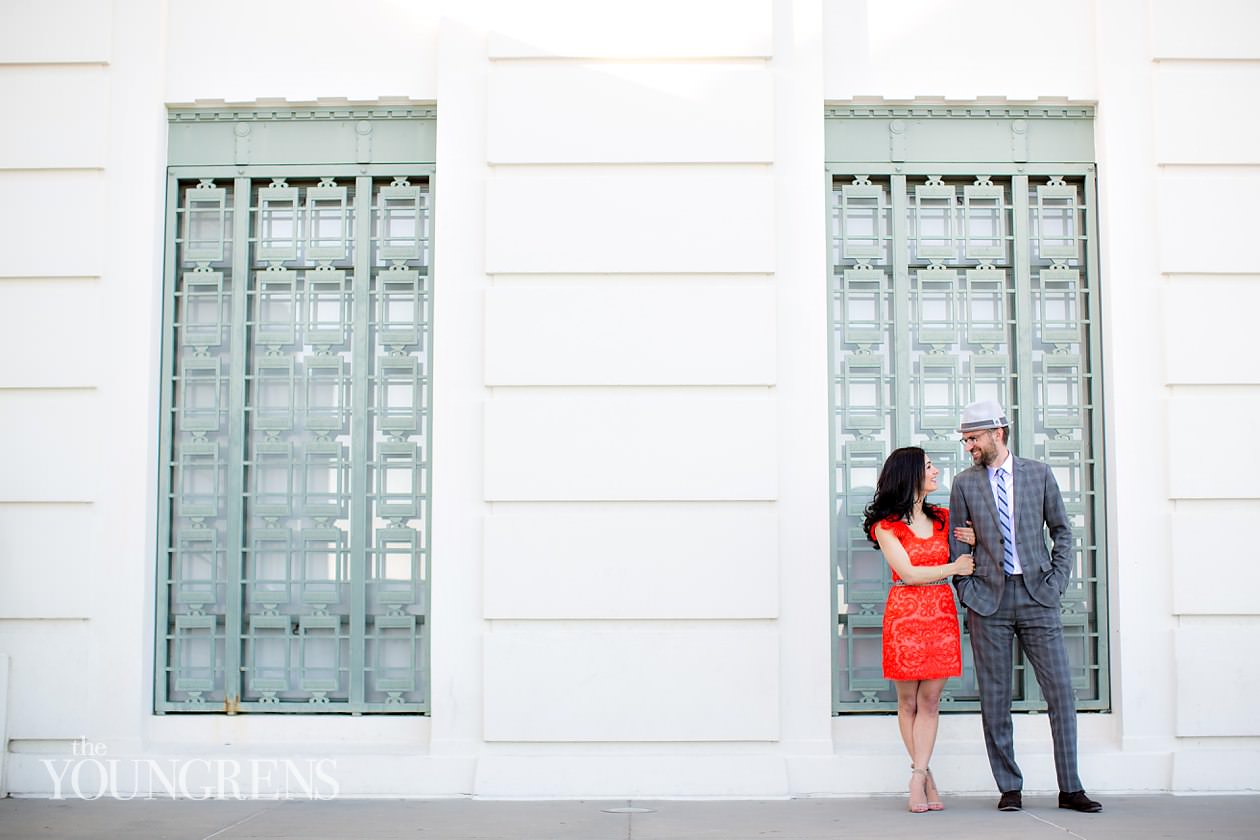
[{"x1": 995, "y1": 467, "x2": 1016, "y2": 575}]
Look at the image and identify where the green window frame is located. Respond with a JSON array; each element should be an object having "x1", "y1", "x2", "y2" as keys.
[
  {"x1": 826, "y1": 105, "x2": 1109, "y2": 714},
  {"x1": 155, "y1": 107, "x2": 436, "y2": 714}
]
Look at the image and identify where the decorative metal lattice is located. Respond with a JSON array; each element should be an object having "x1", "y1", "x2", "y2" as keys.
[
  {"x1": 829, "y1": 170, "x2": 1107, "y2": 713},
  {"x1": 158, "y1": 172, "x2": 433, "y2": 713}
]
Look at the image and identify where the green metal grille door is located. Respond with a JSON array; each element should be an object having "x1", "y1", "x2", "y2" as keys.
[
  {"x1": 157, "y1": 171, "x2": 433, "y2": 713},
  {"x1": 828, "y1": 167, "x2": 1108, "y2": 713}
]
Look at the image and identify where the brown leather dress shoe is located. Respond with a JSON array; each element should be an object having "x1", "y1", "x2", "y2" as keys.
[
  {"x1": 998, "y1": 790, "x2": 1022, "y2": 811},
  {"x1": 1058, "y1": 790, "x2": 1103, "y2": 813}
]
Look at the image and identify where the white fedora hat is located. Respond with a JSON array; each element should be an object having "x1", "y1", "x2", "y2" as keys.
[{"x1": 958, "y1": 399, "x2": 1009, "y2": 433}]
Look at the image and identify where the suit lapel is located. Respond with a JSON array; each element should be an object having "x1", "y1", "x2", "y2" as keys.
[
  {"x1": 969, "y1": 465, "x2": 1000, "y2": 531},
  {"x1": 1011, "y1": 456, "x2": 1033, "y2": 533}
]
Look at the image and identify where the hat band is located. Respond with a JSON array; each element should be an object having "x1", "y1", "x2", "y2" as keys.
[{"x1": 960, "y1": 416, "x2": 1008, "y2": 431}]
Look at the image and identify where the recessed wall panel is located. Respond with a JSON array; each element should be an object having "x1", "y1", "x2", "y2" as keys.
[
  {"x1": 1167, "y1": 397, "x2": 1260, "y2": 498},
  {"x1": 484, "y1": 283, "x2": 776, "y2": 385},
  {"x1": 488, "y1": 63, "x2": 773, "y2": 163},
  {"x1": 1157, "y1": 174, "x2": 1259, "y2": 274},
  {"x1": 483, "y1": 624, "x2": 779, "y2": 741},
  {"x1": 1162, "y1": 278, "x2": 1260, "y2": 384},
  {"x1": 1171, "y1": 506, "x2": 1260, "y2": 615},
  {"x1": 0, "y1": 623, "x2": 101, "y2": 735},
  {"x1": 484, "y1": 395, "x2": 777, "y2": 501},
  {"x1": 0, "y1": 68, "x2": 108, "y2": 168},
  {"x1": 486, "y1": 0, "x2": 772, "y2": 58},
  {"x1": 1151, "y1": 0, "x2": 1260, "y2": 59},
  {"x1": 0, "y1": 504, "x2": 97, "y2": 617},
  {"x1": 0, "y1": 0, "x2": 111, "y2": 63},
  {"x1": 1175, "y1": 621, "x2": 1260, "y2": 735},
  {"x1": 0, "y1": 172, "x2": 104, "y2": 278},
  {"x1": 485, "y1": 173, "x2": 775, "y2": 274},
  {"x1": 1155, "y1": 65, "x2": 1260, "y2": 164},
  {"x1": 0, "y1": 390, "x2": 99, "y2": 501},
  {"x1": 0, "y1": 279, "x2": 102, "y2": 387},
  {"x1": 484, "y1": 506, "x2": 778, "y2": 619}
]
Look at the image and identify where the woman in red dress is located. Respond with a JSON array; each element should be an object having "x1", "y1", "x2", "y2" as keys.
[{"x1": 863, "y1": 447, "x2": 974, "y2": 813}]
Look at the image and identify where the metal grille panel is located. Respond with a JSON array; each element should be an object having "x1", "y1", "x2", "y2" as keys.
[
  {"x1": 157, "y1": 170, "x2": 433, "y2": 713},
  {"x1": 829, "y1": 170, "x2": 1108, "y2": 713}
]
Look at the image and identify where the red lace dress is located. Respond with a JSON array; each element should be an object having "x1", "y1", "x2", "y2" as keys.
[{"x1": 874, "y1": 515, "x2": 962, "y2": 681}]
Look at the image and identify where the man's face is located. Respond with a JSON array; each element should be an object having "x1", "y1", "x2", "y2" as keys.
[{"x1": 961, "y1": 428, "x2": 1001, "y2": 467}]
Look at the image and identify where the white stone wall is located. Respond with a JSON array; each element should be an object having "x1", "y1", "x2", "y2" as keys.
[
  {"x1": 1, "y1": 0, "x2": 160, "y2": 798},
  {"x1": 0, "y1": 0, "x2": 1256, "y2": 798},
  {"x1": 1146, "y1": 0, "x2": 1260, "y2": 789}
]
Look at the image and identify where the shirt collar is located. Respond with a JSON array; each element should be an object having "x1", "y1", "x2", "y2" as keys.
[{"x1": 987, "y1": 452, "x2": 1014, "y2": 479}]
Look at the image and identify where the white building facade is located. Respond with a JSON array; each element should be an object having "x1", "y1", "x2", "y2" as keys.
[{"x1": 0, "y1": 0, "x2": 1257, "y2": 798}]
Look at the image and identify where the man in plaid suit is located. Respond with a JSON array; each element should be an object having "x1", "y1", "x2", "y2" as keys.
[{"x1": 947, "y1": 400, "x2": 1101, "y2": 814}]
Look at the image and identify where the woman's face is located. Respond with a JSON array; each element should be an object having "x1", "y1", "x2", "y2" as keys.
[{"x1": 920, "y1": 455, "x2": 940, "y2": 495}]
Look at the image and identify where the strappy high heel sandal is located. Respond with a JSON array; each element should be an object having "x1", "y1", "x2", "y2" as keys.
[
  {"x1": 908, "y1": 767, "x2": 929, "y2": 813},
  {"x1": 923, "y1": 767, "x2": 944, "y2": 811}
]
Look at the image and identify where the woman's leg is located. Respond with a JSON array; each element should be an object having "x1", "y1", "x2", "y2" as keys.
[
  {"x1": 893, "y1": 680, "x2": 919, "y2": 758},
  {"x1": 894, "y1": 681, "x2": 928, "y2": 811},
  {"x1": 911, "y1": 679, "x2": 947, "y2": 808}
]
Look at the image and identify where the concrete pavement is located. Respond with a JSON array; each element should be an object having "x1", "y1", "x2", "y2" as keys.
[{"x1": 1, "y1": 794, "x2": 1257, "y2": 840}]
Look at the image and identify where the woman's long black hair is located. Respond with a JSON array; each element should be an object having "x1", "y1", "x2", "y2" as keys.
[{"x1": 861, "y1": 446, "x2": 947, "y2": 545}]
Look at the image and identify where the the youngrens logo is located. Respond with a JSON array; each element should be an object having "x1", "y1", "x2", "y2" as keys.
[{"x1": 43, "y1": 738, "x2": 339, "y2": 800}]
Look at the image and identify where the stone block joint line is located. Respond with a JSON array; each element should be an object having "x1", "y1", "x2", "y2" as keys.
[{"x1": 1026, "y1": 808, "x2": 1091, "y2": 840}]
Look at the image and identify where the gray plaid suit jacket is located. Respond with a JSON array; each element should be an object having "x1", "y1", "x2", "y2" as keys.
[{"x1": 948, "y1": 456, "x2": 1073, "y2": 614}]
